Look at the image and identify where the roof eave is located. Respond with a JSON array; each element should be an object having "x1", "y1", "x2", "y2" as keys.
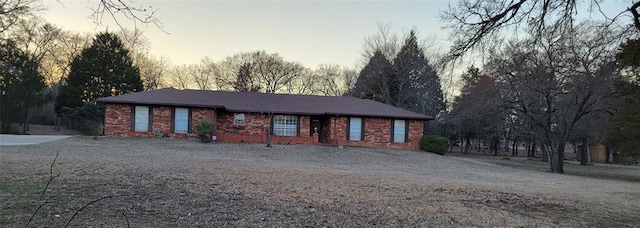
[
  {"x1": 97, "y1": 100, "x2": 224, "y2": 109},
  {"x1": 324, "y1": 112, "x2": 434, "y2": 120}
]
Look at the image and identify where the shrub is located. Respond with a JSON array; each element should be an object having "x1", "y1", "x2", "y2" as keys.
[
  {"x1": 194, "y1": 120, "x2": 216, "y2": 143},
  {"x1": 420, "y1": 134, "x2": 447, "y2": 155}
]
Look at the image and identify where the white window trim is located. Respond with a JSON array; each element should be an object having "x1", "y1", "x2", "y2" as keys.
[
  {"x1": 234, "y1": 113, "x2": 245, "y2": 125},
  {"x1": 273, "y1": 115, "x2": 297, "y2": 137}
]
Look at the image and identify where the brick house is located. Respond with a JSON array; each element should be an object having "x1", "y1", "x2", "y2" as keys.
[{"x1": 96, "y1": 88, "x2": 434, "y2": 150}]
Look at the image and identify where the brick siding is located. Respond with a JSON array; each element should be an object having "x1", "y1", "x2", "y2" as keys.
[
  {"x1": 329, "y1": 116, "x2": 422, "y2": 150},
  {"x1": 215, "y1": 113, "x2": 315, "y2": 145},
  {"x1": 104, "y1": 103, "x2": 424, "y2": 150},
  {"x1": 104, "y1": 104, "x2": 214, "y2": 138}
]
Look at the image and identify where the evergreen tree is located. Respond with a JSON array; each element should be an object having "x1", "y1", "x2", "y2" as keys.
[
  {"x1": 0, "y1": 40, "x2": 46, "y2": 133},
  {"x1": 351, "y1": 30, "x2": 444, "y2": 117},
  {"x1": 56, "y1": 32, "x2": 142, "y2": 114},
  {"x1": 351, "y1": 50, "x2": 397, "y2": 105},
  {"x1": 392, "y1": 30, "x2": 444, "y2": 117},
  {"x1": 606, "y1": 39, "x2": 640, "y2": 159}
]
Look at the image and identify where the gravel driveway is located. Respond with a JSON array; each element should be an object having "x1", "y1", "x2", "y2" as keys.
[{"x1": 1, "y1": 137, "x2": 639, "y2": 227}]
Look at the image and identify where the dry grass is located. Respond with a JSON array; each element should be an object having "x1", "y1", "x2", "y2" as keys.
[{"x1": 1, "y1": 137, "x2": 639, "y2": 227}]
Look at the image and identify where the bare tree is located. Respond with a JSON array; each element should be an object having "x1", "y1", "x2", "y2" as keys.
[
  {"x1": 284, "y1": 67, "x2": 315, "y2": 95},
  {"x1": 90, "y1": 0, "x2": 163, "y2": 31},
  {"x1": 314, "y1": 64, "x2": 348, "y2": 96},
  {"x1": 450, "y1": 66, "x2": 505, "y2": 154},
  {"x1": 0, "y1": 0, "x2": 42, "y2": 34},
  {"x1": 251, "y1": 51, "x2": 305, "y2": 93},
  {"x1": 216, "y1": 52, "x2": 257, "y2": 91},
  {"x1": 1, "y1": 0, "x2": 163, "y2": 34},
  {"x1": 233, "y1": 62, "x2": 260, "y2": 92},
  {"x1": 359, "y1": 22, "x2": 400, "y2": 66},
  {"x1": 6, "y1": 17, "x2": 63, "y2": 86},
  {"x1": 138, "y1": 55, "x2": 169, "y2": 90},
  {"x1": 168, "y1": 64, "x2": 192, "y2": 89},
  {"x1": 441, "y1": 0, "x2": 640, "y2": 60},
  {"x1": 486, "y1": 22, "x2": 624, "y2": 173},
  {"x1": 188, "y1": 64, "x2": 209, "y2": 90}
]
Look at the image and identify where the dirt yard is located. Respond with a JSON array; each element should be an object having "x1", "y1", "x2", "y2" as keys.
[{"x1": 1, "y1": 137, "x2": 639, "y2": 227}]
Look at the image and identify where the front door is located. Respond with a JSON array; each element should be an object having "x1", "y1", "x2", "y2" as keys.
[{"x1": 310, "y1": 117, "x2": 324, "y2": 143}]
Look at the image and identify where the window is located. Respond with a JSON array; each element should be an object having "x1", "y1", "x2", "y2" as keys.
[
  {"x1": 348, "y1": 117, "x2": 363, "y2": 141},
  {"x1": 134, "y1": 106, "x2": 149, "y2": 132},
  {"x1": 174, "y1": 107, "x2": 189, "y2": 133},
  {"x1": 273, "y1": 115, "x2": 297, "y2": 136},
  {"x1": 393, "y1": 119, "x2": 407, "y2": 142},
  {"x1": 234, "y1": 113, "x2": 245, "y2": 125}
]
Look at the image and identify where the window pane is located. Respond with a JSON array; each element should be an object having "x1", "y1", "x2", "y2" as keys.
[
  {"x1": 174, "y1": 108, "x2": 189, "y2": 133},
  {"x1": 234, "y1": 113, "x2": 245, "y2": 125},
  {"x1": 273, "y1": 115, "x2": 297, "y2": 136},
  {"x1": 349, "y1": 117, "x2": 362, "y2": 141},
  {"x1": 134, "y1": 106, "x2": 149, "y2": 132},
  {"x1": 393, "y1": 119, "x2": 406, "y2": 142}
]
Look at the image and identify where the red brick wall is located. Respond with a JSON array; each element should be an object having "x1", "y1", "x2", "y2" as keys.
[
  {"x1": 104, "y1": 104, "x2": 215, "y2": 138},
  {"x1": 330, "y1": 116, "x2": 423, "y2": 150},
  {"x1": 152, "y1": 106, "x2": 171, "y2": 136},
  {"x1": 215, "y1": 112, "x2": 315, "y2": 145},
  {"x1": 104, "y1": 104, "x2": 133, "y2": 137},
  {"x1": 104, "y1": 104, "x2": 424, "y2": 149}
]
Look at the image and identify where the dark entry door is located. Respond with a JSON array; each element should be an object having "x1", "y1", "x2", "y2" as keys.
[{"x1": 310, "y1": 117, "x2": 324, "y2": 143}]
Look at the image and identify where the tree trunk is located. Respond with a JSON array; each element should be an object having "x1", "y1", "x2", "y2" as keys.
[
  {"x1": 530, "y1": 141, "x2": 537, "y2": 158},
  {"x1": 550, "y1": 141, "x2": 565, "y2": 173},
  {"x1": 542, "y1": 145, "x2": 549, "y2": 162},
  {"x1": 54, "y1": 116, "x2": 60, "y2": 131},
  {"x1": 22, "y1": 107, "x2": 29, "y2": 134},
  {"x1": 580, "y1": 137, "x2": 591, "y2": 165},
  {"x1": 448, "y1": 139, "x2": 455, "y2": 153},
  {"x1": 463, "y1": 138, "x2": 470, "y2": 154},
  {"x1": 512, "y1": 139, "x2": 517, "y2": 156}
]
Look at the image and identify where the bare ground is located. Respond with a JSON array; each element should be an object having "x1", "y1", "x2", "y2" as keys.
[{"x1": 1, "y1": 137, "x2": 639, "y2": 227}]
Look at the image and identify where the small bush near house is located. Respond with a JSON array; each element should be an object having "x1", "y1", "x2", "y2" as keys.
[
  {"x1": 195, "y1": 120, "x2": 216, "y2": 143},
  {"x1": 420, "y1": 135, "x2": 447, "y2": 155}
]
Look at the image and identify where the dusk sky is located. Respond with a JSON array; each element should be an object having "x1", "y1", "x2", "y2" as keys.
[
  {"x1": 40, "y1": 0, "x2": 631, "y2": 69},
  {"x1": 41, "y1": 0, "x2": 451, "y2": 68}
]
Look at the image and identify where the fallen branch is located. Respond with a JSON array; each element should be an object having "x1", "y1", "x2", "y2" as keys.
[
  {"x1": 64, "y1": 195, "x2": 114, "y2": 228},
  {"x1": 25, "y1": 151, "x2": 60, "y2": 228}
]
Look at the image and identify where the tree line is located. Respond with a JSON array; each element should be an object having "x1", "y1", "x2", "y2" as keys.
[
  {"x1": 441, "y1": 0, "x2": 640, "y2": 173},
  {"x1": 0, "y1": 13, "x2": 445, "y2": 137}
]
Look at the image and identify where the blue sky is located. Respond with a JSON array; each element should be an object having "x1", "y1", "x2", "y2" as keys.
[{"x1": 41, "y1": 0, "x2": 451, "y2": 68}]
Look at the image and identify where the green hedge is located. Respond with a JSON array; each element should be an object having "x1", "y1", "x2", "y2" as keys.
[{"x1": 420, "y1": 134, "x2": 447, "y2": 155}]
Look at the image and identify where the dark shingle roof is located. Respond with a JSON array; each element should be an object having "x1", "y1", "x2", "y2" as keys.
[{"x1": 96, "y1": 88, "x2": 434, "y2": 120}]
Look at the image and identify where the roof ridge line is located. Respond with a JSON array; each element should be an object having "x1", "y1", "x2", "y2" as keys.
[{"x1": 323, "y1": 98, "x2": 365, "y2": 115}]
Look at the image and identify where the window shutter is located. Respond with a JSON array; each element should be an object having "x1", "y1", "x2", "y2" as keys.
[
  {"x1": 269, "y1": 115, "x2": 274, "y2": 135},
  {"x1": 188, "y1": 108, "x2": 193, "y2": 133},
  {"x1": 130, "y1": 105, "x2": 135, "y2": 131},
  {"x1": 346, "y1": 117, "x2": 350, "y2": 140},
  {"x1": 148, "y1": 106, "x2": 153, "y2": 132},
  {"x1": 404, "y1": 120, "x2": 409, "y2": 142},
  {"x1": 170, "y1": 107, "x2": 175, "y2": 133},
  {"x1": 390, "y1": 119, "x2": 394, "y2": 142},
  {"x1": 296, "y1": 116, "x2": 301, "y2": 136},
  {"x1": 360, "y1": 118, "x2": 365, "y2": 141}
]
